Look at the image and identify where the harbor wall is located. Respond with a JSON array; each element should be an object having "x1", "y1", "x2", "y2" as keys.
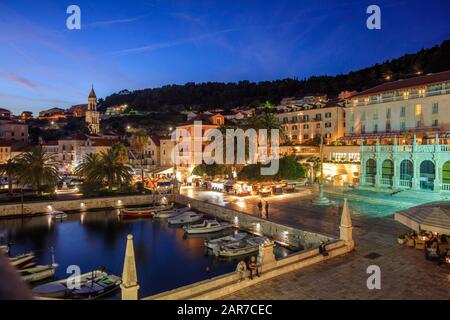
[
  {"x1": 144, "y1": 239, "x2": 352, "y2": 300},
  {"x1": 0, "y1": 194, "x2": 173, "y2": 218},
  {"x1": 175, "y1": 194, "x2": 333, "y2": 250}
]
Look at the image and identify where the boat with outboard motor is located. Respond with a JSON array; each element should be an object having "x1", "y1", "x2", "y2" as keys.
[
  {"x1": 154, "y1": 206, "x2": 190, "y2": 219},
  {"x1": 183, "y1": 219, "x2": 232, "y2": 234},
  {"x1": 119, "y1": 203, "x2": 173, "y2": 218},
  {"x1": 204, "y1": 232, "x2": 247, "y2": 251},
  {"x1": 32, "y1": 269, "x2": 121, "y2": 299},
  {"x1": 168, "y1": 211, "x2": 203, "y2": 225}
]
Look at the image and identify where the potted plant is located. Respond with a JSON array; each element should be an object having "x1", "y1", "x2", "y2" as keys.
[{"x1": 397, "y1": 233, "x2": 406, "y2": 244}]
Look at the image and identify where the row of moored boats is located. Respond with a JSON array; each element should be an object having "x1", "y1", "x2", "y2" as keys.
[{"x1": 119, "y1": 202, "x2": 271, "y2": 257}]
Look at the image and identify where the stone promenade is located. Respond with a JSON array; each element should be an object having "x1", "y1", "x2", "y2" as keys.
[{"x1": 181, "y1": 186, "x2": 450, "y2": 299}]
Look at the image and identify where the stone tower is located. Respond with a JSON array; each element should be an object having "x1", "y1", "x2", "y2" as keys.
[{"x1": 85, "y1": 85, "x2": 100, "y2": 134}]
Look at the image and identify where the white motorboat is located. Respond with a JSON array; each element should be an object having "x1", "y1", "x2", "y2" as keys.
[
  {"x1": 9, "y1": 252, "x2": 36, "y2": 269},
  {"x1": 204, "y1": 232, "x2": 247, "y2": 250},
  {"x1": 32, "y1": 269, "x2": 121, "y2": 299},
  {"x1": 183, "y1": 219, "x2": 231, "y2": 234},
  {"x1": 18, "y1": 264, "x2": 58, "y2": 283},
  {"x1": 217, "y1": 236, "x2": 270, "y2": 257},
  {"x1": 168, "y1": 211, "x2": 203, "y2": 225},
  {"x1": 154, "y1": 206, "x2": 190, "y2": 219},
  {"x1": 50, "y1": 210, "x2": 68, "y2": 220}
]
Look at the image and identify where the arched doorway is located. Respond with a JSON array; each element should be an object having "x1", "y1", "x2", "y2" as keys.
[
  {"x1": 365, "y1": 159, "x2": 376, "y2": 185},
  {"x1": 420, "y1": 160, "x2": 435, "y2": 190},
  {"x1": 381, "y1": 159, "x2": 394, "y2": 186},
  {"x1": 400, "y1": 160, "x2": 413, "y2": 188},
  {"x1": 442, "y1": 161, "x2": 450, "y2": 189}
]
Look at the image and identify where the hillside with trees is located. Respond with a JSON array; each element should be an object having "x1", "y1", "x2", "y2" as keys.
[{"x1": 102, "y1": 39, "x2": 450, "y2": 112}]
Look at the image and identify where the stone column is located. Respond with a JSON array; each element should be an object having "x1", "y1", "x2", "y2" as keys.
[
  {"x1": 433, "y1": 134, "x2": 441, "y2": 192},
  {"x1": 121, "y1": 234, "x2": 140, "y2": 300},
  {"x1": 392, "y1": 138, "x2": 399, "y2": 189},
  {"x1": 339, "y1": 198, "x2": 354, "y2": 250},
  {"x1": 259, "y1": 240, "x2": 276, "y2": 272}
]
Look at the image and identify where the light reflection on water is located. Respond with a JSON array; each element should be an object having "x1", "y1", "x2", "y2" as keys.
[{"x1": 0, "y1": 209, "x2": 294, "y2": 298}]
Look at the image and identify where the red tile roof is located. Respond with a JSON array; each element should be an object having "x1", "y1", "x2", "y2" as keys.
[{"x1": 350, "y1": 70, "x2": 450, "y2": 98}]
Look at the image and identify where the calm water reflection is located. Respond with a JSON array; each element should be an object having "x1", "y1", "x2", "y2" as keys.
[
  {"x1": 0, "y1": 210, "x2": 238, "y2": 298},
  {"x1": 0, "y1": 210, "x2": 294, "y2": 298}
]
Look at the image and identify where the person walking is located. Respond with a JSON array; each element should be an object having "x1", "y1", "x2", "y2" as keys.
[
  {"x1": 257, "y1": 200, "x2": 263, "y2": 218},
  {"x1": 265, "y1": 201, "x2": 269, "y2": 220}
]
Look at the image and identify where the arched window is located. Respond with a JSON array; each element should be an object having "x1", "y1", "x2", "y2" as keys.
[
  {"x1": 400, "y1": 160, "x2": 413, "y2": 181},
  {"x1": 442, "y1": 161, "x2": 450, "y2": 184},
  {"x1": 420, "y1": 160, "x2": 435, "y2": 190},
  {"x1": 366, "y1": 159, "x2": 376, "y2": 176}
]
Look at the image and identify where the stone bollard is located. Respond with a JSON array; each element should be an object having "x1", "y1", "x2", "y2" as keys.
[
  {"x1": 120, "y1": 234, "x2": 140, "y2": 300},
  {"x1": 259, "y1": 240, "x2": 276, "y2": 273},
  {"x1": 339, "y1": 198, "x2": 355, "y2": 250}
]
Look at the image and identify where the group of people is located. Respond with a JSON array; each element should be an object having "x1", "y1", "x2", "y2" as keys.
[
  {"x1": 257, "y1": 200, "x2": 270, "y2": 220},
  {"x1": 236, "y1": 255, "x2": 261, "y2": 282}
]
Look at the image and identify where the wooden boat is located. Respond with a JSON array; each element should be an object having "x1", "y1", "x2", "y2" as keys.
[
  {"x1": 217, "y1": 236, "x2": 269, "y2": 257},
  {"x1": 119, "y1": 203, "x2": 173, "y2": 218},
  {"x1": 168, "y1": 211, "x2": 203, "y2": 225},
  {"x1": 154, "y1": 207, "x2": 190, "y2": 219},
  {"x1": 183, "y1": 219, "x2": 231, "y2": 234},
  {"x1": 204, "y1": 232, "x2": 247, "y2": 250},
  {"x1": 18, "y1": 264, "x2": 58, "y2": 283},
  {"x1": 51, "y1": 210, "x2": 68, "y2": 220},
  {"x1": 9, "y1": 252, "x2": 36, "y2": 269},
  {"x1": 32, "y1": 269, "x2": 121, "y2": 299}
]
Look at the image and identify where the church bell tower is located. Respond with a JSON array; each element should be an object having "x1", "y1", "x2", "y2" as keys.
[{"x1": 85, "y1": 85, "x2": 100, "y2": 134}]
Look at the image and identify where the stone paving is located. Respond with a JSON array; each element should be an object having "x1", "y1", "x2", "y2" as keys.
[{"x1": 181, "y1": 186, "x2": 450, "y2": 299}]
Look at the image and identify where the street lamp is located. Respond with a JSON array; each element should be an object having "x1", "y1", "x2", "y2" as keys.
[{"x1": 312, "y1": 119, "x2": 331, "y2": 205}]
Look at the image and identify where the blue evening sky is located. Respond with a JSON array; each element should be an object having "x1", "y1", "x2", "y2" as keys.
[{"x1": 0, "y1": 0, "x2": 449, "y2": 114}]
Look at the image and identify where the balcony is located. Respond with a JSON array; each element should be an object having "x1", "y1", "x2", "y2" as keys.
[{"x1": 350, "y1": 88, "x2": 450, "y2": 107}]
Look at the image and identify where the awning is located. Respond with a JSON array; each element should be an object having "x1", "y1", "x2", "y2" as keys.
[
  {"x1": 338, "y1": 132, "x2": 402, "y2": 141},
  {"x1": 394, "y1": 205, "x2": 450, "y2": 235}
]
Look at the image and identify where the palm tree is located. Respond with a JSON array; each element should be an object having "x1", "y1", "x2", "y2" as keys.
[
  {"x1": 74, "y1": 153, "x2": 102, "y2": 184},
  {"x1": 17, "y1": 147, "x2": 59, "y2": 195},
  {"x1": 76, "y1": 149, "x2": 132, "y2": 191},
  {"x1": 111, "y1": 143, "x2": 129, "y2": 164},
  {"x1": 0, "y1": 158, "x2": 21, "y2": 195},
  {"x1": 100, "y1": 148, "x2": 132, "y2": 190}
]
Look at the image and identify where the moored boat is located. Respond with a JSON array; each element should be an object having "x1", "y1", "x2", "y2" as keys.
[
  {"x1": 119, "y1": 203, "x2": 173, "y2": 218},
  {"x1": 168, "y1": 211, "x2": 203, "y2": 225},
  {"x1": 154, "y1": 207, "x2": 190, "y2": 219},
  {"x1": 217, "y1": 236, "x2": 270, "y2": 257},
  {"x1": 18, "y1": 264, "x2": 58, "y2": 283},
  {"x1": 50, "y1": 210, "x2": 68, "y2": 220},
  {"x1": 204, "y1": 232, "x2": 247, "y2": 250},
  {"x1": 183, "y1": 219, "x2": 231, "y2": 234},
  {"x1": 32, "y1": 269, "x2": 121, "y2": 299},
  {"x1": 9, "y1": 252, "x2": 36, "y2": 269}
]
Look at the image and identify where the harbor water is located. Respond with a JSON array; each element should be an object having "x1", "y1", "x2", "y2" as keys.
[{"x1": 0, "y1": 209, "x2": 294, "y2": 298}]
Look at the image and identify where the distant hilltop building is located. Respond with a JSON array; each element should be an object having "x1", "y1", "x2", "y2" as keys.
[
  {"x1": 85, "y1": 85, "x2": 100, "y2": 134},
  {"x1": 0, "y1": 108, "x2": 12, "y2": 120},
  {"x1": 105, "y1": 104, "x2": 128, "y2": 116},
  {"x1": 38, "y1": 107, "x2": 67, "y2": 120},
  {"x1": 69, "y1": 104, "x2": 88, "y2": 117}
]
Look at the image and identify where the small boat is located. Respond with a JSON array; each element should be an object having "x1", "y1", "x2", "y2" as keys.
[
  {"x1": 32, "y1": 269, "x2": 121, "y2": 299},
  {"x1": 168, "y1": 211, "x2": 203, "y2": 225},
  {"x1": 217, "y1": 236, "x2": 269, "y2": 257},
  {"x1": 51, "y1": 210, "x2": 68, "y2": 220},
  {"x1": 183, "y1": 219, "x2": 232, "y2": 234},
  {"x1": 154, "y1": 207, "x2": 190, "y2": 219},
  {"x1": 18, "y1": 264, "x2": 58, "y2": 283},
  {"x1": 204, "y1": 232, "x2": 247, "y2": 250},
  {"x1": 9, "y1": 252, "x2": 36, "y2": 269},
  {"x1": 119, "y1": 203, "x2": 173, "y2": 218}
]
